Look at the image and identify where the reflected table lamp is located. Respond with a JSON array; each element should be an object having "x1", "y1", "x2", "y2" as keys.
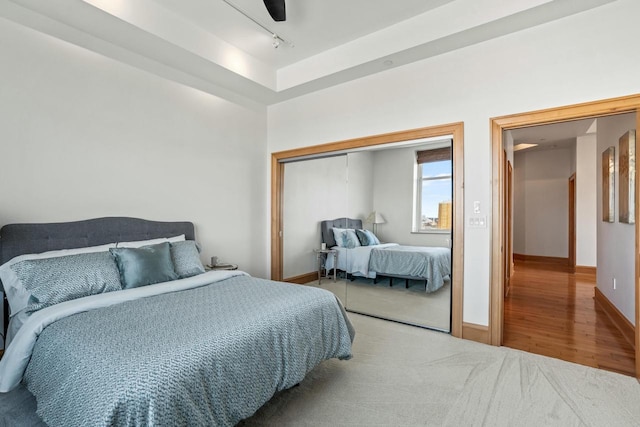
[{"x1": 366, "y1": 211, "x2": 386, "y2": 235}]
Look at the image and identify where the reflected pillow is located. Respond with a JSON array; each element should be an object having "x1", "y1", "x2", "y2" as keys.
[
  {"x1": 341, "y1": 230, "x2": 361, "y2": 249},
  {"x1": 331, "y1": 228, "x2": 347, "y2": 247},
  {"x1": 11, "y1": 252, "x2": 122, "y2": 314},
  {"x1": 356, "y1": 229, "x2": 380, "y2": 246},
  {"x1": 110, "y1": 242, "x2": 178, "y2": 289},
  {"x1": 332, "y1": 228, "x2": 361, "y2": 248},
  {"x1": 170, "y1": 241, "x2": 205, "y2": 279}
]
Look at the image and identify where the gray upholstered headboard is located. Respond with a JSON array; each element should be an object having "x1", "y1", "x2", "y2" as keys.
[
  {"x1": 0, "y1": 217, "x2": 195, "y2": 265},
  {"x1": 320, "y1": 218, "x2": 363, "y2": 248},
  {"x1": 0, "y1": 217, "x2": 195, "y2": 339}
]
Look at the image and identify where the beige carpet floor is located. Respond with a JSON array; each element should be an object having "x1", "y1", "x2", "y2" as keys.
[
  {"x1": 241, "y1": 313, "x2": 640, "y2": 427},
  {"x1": 303, "y1": 277, "x2": 451, "y2": 331}
]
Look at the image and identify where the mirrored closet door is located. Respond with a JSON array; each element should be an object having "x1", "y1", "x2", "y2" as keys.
[
  {"x1": 282, "y1": 155, "x2": 349, "y2": 303},
  {"x1": 281, "y1": 138, "x2": 453, "y2": 332}
]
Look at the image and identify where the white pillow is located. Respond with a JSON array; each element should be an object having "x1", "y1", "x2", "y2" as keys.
[
  {"x1": 115, "y1": 234, "x2": 185, "y2": 248},
  {"x1": 0, "y1": 242, "x2": 116, "y2": 316}
]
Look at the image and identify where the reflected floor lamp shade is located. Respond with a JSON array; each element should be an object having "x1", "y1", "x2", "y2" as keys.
[{"x1": 366, "y1": 211, "x2": 386, "y2": 235}]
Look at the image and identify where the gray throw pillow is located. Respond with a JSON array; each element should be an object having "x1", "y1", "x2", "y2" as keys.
[
  {"x1": 356, "y1": 229, "x2": 380, "y2": 246},
  {"x1": 109, "y1": 242, "x2": 178, "y2": 289},
  {"x1": 11, "y1": 252, "x2": 122, "y2": 313},
  {"x1": 170, "y1": 241, "x2": 205, "y2": 279}
]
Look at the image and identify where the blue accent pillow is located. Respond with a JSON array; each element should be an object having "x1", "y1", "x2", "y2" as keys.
[
  {"x1": 11, "y1": 252, "x2": 122, "y2": 313},
  {"x1": 110, "y1": 242, "x2": 178, "y2": 289},
  {"x1": 356, "y1": 229, "x2": 380, "y2": 246},
  {"x1": 170, "y1": 241, "x2": 205, "y2": 278},
  {"x1": 341, "y1": 230, "x2": 361, "y2": 249},
  {"x1": 365, "y1": 230, "x2": 381, "y2": 245}
]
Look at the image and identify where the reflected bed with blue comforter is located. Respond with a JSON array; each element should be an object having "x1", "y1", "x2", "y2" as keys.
[
  {"x1": 325, "y1": 243, "x2": 451, "y2": 293},
  {"x1": 320, "y1": 218, "x2": 451, "y2": 294},
  {"x1": 369, "y1": 245, "x2": 451, "y2": 292}
]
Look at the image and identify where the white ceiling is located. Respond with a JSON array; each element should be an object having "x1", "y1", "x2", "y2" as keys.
[
  {"x1": 510, "y1": 112, "x2": 637, "y2": 153},
  {"x1": 510, "y1": 118, "x2": 596, "y2": 152},
  {"x1": 0, "y1": 0, "x2": 619, "y2": 106},
  {"x1": 155, "y1": 0, "x2": 453, "y2": 68}
]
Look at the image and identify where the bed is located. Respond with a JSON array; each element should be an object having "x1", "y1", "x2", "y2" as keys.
[
  {"x1": 0, "y1": 217, "x2": 354, "y2": 426},
  {"x1": 320, "y1": 218, "x2": 451, "y2": 293}
]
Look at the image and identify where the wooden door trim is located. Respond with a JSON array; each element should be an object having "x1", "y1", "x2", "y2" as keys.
[
  {"x1": 569, "y1": 173, "x2": 576, "y2": 272},
  {"x1": 490, "y1": 93, "x2": 640, "y2": 379},
  {"x1": 635, "y1": 109, "x2": 640, "y2": 377},
  {"x1": 508, "y1": 162, "x2": 514, "y2": 278},
  {"x1": 503, "y1": 152, "x2": 512, "y2": 297},
  {"x1": 271, "y1": 122, "x2": 465, "y2": 338},
  {"x1": 270, "y1": 158, "x2": 284, "y2": 281}
]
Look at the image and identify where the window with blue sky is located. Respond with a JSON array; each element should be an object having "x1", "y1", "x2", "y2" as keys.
[{"x1": 415, "y1": 148, "x2": 452, "y2": 231}]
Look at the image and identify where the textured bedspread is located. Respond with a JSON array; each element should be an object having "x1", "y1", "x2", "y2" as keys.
[
  {"x1": 20, "y1": 275, "x2": 353, "y2": 426},
  {"x1": 369, "y1": 245, "x2": 451, "y2": 292}
]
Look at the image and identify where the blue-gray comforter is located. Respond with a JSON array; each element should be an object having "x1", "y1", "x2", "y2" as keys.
[
  {"x1": 369, "y1": 245, "x2": 451, "y2": 292},
  {"x1": 22, "y1": 276, "x2": 354, "y2": 426}
]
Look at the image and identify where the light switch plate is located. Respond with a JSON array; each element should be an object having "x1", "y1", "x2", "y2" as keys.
[{"x1": 468, "y1": 216, "x2": 487, "y2": 228}]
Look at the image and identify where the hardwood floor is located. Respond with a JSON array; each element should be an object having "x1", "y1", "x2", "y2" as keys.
[{"x1": 503, "y1": 260, "x2": 635, "y2": 377}]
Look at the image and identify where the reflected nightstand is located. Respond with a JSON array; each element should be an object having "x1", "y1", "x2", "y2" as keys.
[{"x1": 314, "y1": 249, "x2": 337, "y2": 284}]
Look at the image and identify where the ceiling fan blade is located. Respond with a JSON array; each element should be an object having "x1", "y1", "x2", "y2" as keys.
[{"x1": 263, "y1": 0, "x2": 286, "y2": 21}]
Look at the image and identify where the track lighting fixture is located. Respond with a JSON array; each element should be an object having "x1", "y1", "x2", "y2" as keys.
[{"x1": 222, "y1": 0, "x2": 293, "y2": 49}]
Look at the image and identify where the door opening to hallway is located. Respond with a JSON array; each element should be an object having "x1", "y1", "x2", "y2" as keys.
[{"x1": 501, "y1": 115, "x2": 636, "y2": 376}]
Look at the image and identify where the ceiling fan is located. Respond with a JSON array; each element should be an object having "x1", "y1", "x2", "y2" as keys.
[{"x1": 263, "y1": 0, "x2": 286, "y2": 21}]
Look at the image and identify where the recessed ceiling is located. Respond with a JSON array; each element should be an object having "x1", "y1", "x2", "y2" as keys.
[
  {"x1": 1, "y1": 0, "x2": 619, "y2": 106},
  {"x1": 155, "y1": 0, "x2": 453, "y2": 68}
]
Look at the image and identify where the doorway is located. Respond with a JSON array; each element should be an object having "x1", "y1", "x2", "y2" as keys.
[
  {"x1": 490, "y1": 94, "x2": 640, "y2": 378},
  {"x1": 502, "y1": 117, "x2": 635, "y2": 375}
]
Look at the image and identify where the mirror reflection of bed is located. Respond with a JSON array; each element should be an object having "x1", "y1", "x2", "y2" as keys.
[{"x1": 282, "y1": 139, "x2": 453, "y2": 332}]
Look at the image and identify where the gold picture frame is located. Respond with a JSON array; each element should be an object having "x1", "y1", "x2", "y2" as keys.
[
  {"x1": 619, "y1": 130, "x2": 636, "y2": 224},
  {"x1": 602, "y1": 146, "x2": 615, "y2": 222}
]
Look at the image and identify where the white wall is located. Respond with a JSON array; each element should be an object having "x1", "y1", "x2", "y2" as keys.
[
  {"x1": 513, "y1": 149, "x2": 571, "y2": 258},
  {"x1": 372, "y1": 146, "x2": 450, "y2": 246},
  {"x1": 570, "y1": 141, "x2": 577, "y2": 176},
  {"x1": 282, "y1": 152, "x2": 374, "y2": 278},
  {"x1": 576, "y1": 134, "x2": 597, "y2": 267},
  {"x1": 267, "y1": 0, "x2": 640, "y2": 325},
  {"x1": 0, "y1": 19, "x2": 268, "y2": 344},
  {"x1": 596, "y1": 113, "x2": 636, "y2": 324},
  {"x1": 513, "y1": 154, "x2": 526, "y2": 257},
  {"x1": 347, "y1": 151, "x2": 375, "y2": 223},
  {"x1": 282, "y1": 155, "x2": 348, "y2": 278}
]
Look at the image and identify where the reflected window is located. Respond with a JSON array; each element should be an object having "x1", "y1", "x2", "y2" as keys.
[{"x1": 414, "y1": 146, "x2": 452, "y2": 232}]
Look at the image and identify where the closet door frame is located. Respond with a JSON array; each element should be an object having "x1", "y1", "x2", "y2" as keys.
[{"x1": 271, "y1": 123, "x2": 465, "y2": 338}]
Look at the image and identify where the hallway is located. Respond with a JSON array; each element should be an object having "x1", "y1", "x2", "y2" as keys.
[{"x1": 503, "y1": 260, "x2": 635, "y2": 376}]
